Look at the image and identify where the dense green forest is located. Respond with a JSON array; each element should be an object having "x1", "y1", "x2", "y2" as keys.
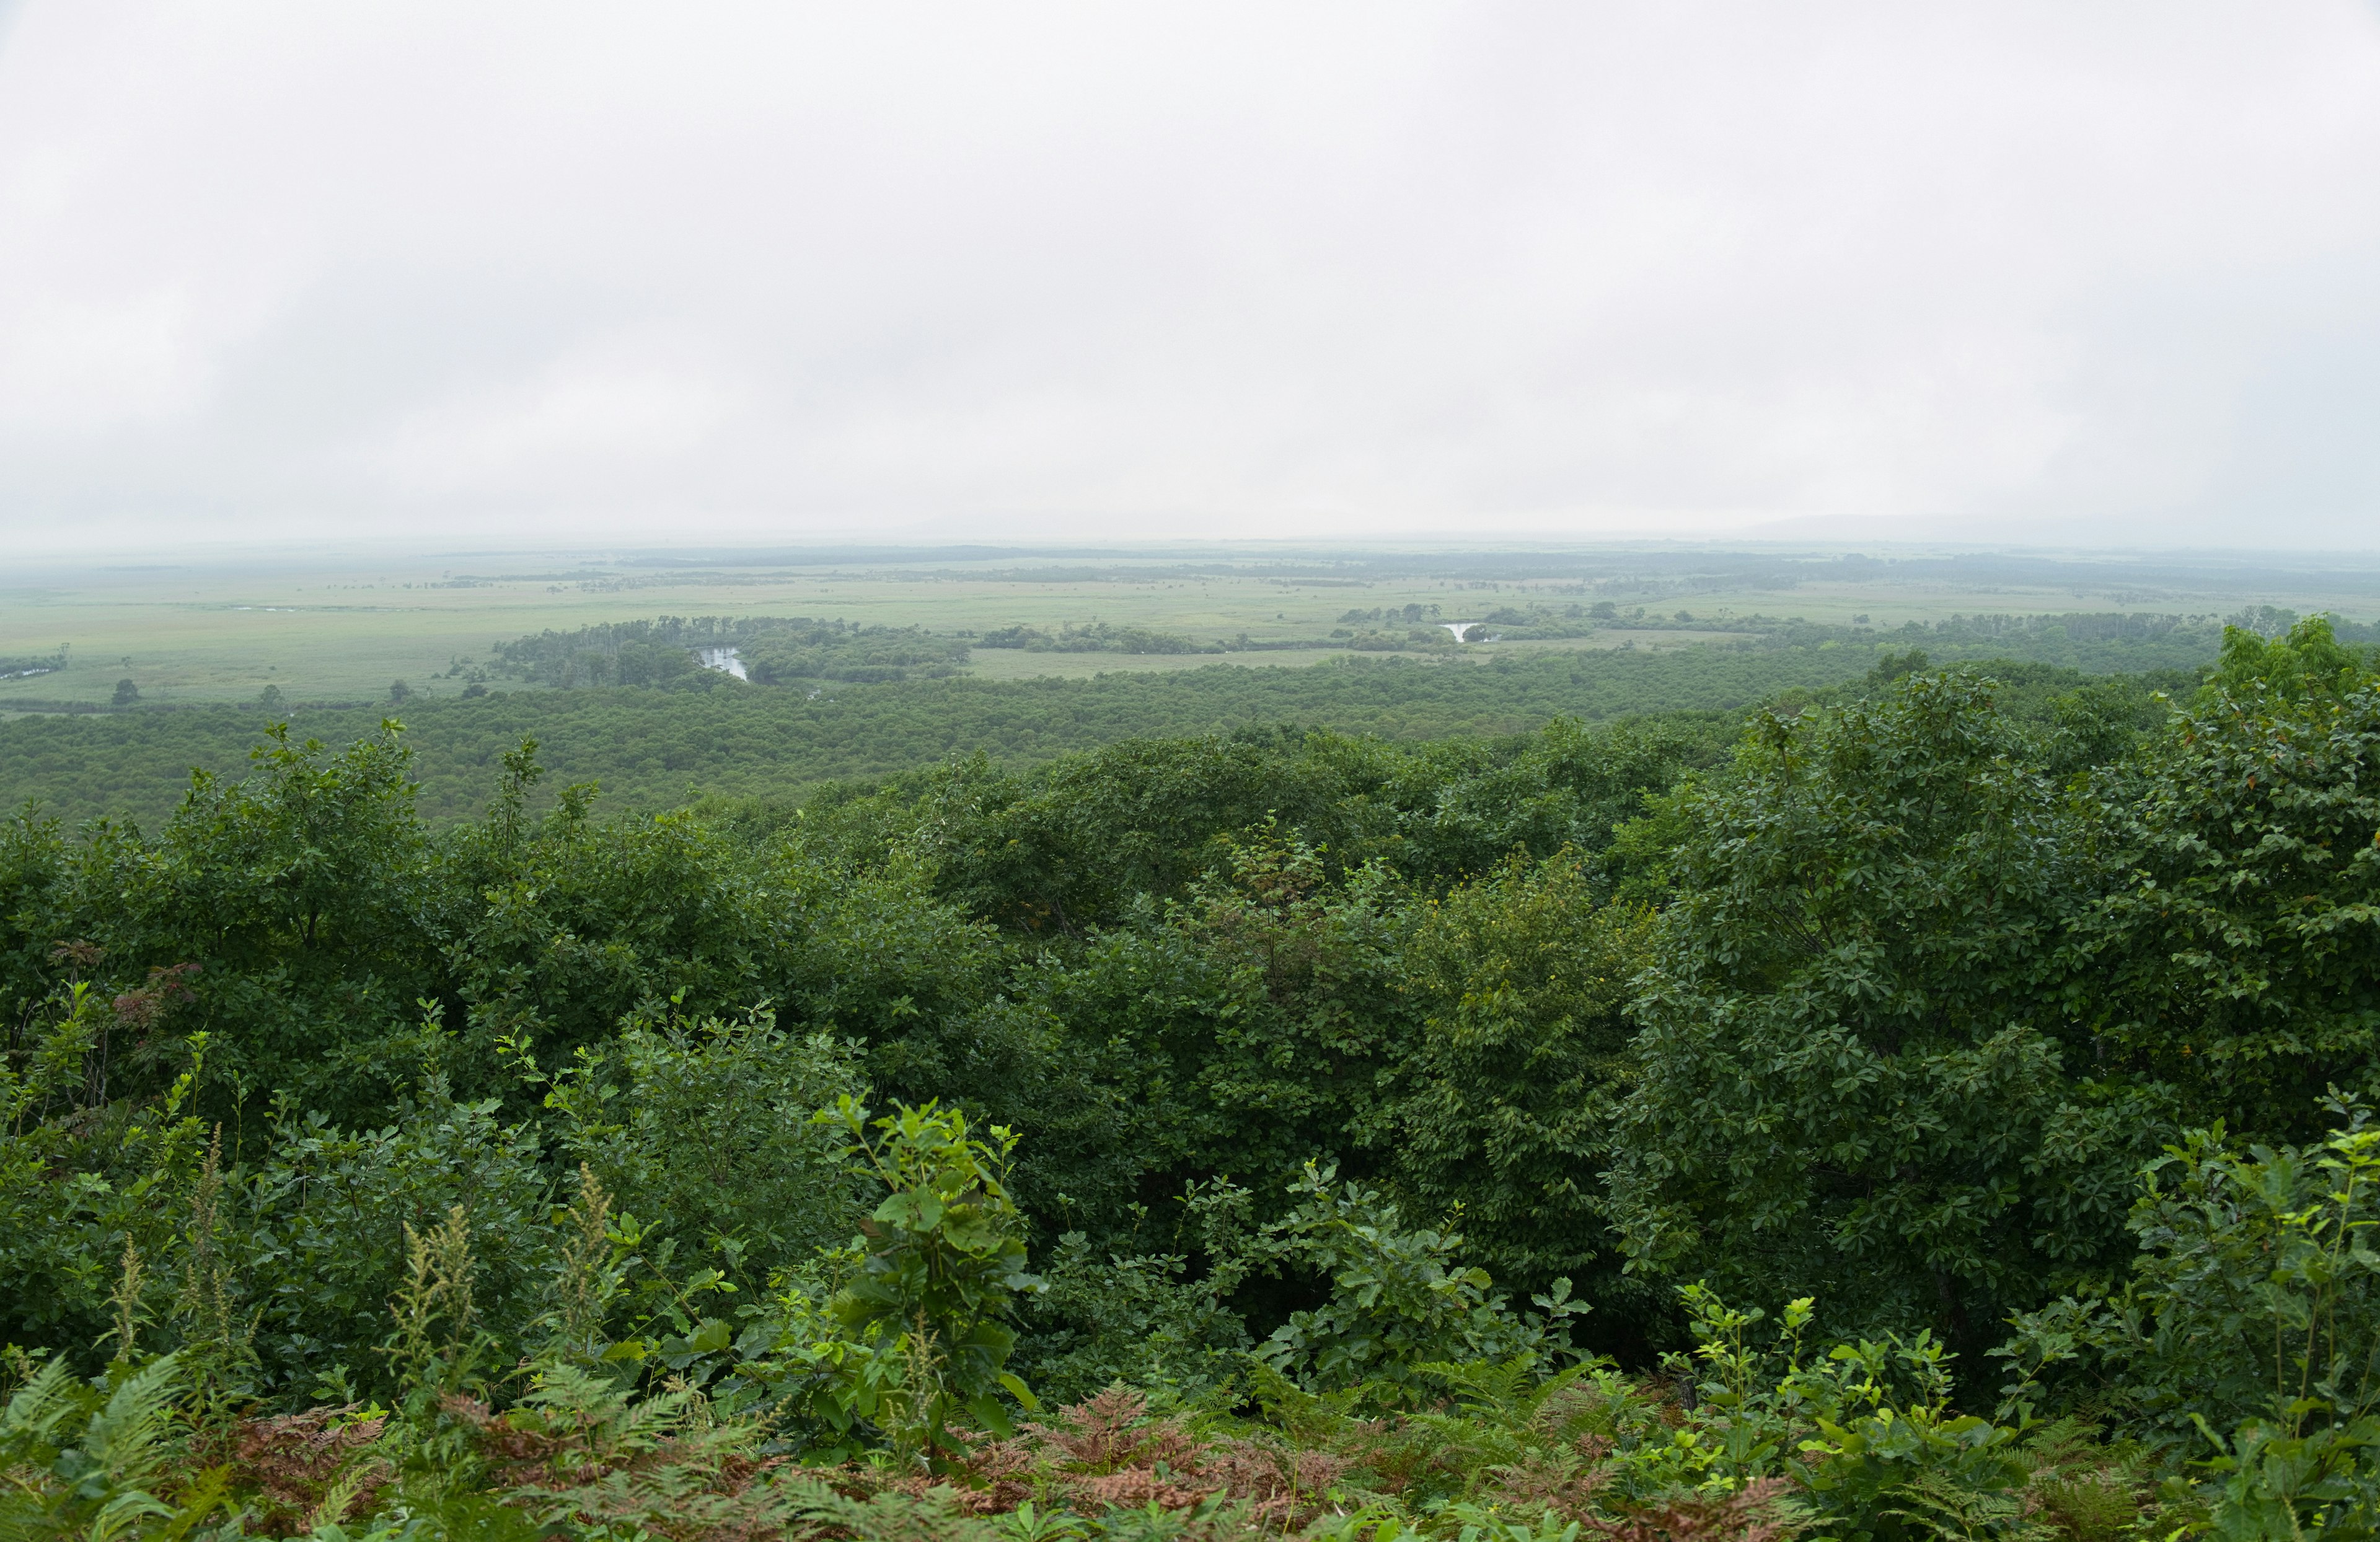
[
  {"x1": 6, "y1": 619, "x2": 2380, "y2": 1540},
  {"x1": 0, "y1": 612, "x2": 2252, "y2": 827}
]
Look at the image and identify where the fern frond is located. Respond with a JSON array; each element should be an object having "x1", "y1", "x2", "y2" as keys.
[
  {"x1": 603, "y1": 1386, "x2": 695, "y2": 1453},
  {"x1": 85, "y1": 1487, "x2": 175, "y2": 1542},
  {"x1": 0, "y1": 1358, "x2": 87, "y2": 1456},
  {"x1": 81, "y1": 1354, "x2": 187, "y2": 1494},
  {"x1": 302, "y1": 1463, "x2": 372, "y2": 1535},
  {"x1": 155, "y1": 1469, "x2": 231, "y2": 1542}
]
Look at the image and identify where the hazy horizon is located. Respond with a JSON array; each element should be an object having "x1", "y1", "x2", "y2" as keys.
[{"x1": 4, "y1": 2, "x2": 2378, "y2": 553}]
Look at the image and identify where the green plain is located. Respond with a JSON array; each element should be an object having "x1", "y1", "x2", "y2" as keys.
[{"x1": 8, "y1": 542, "x2": 2380, "y2": 711}]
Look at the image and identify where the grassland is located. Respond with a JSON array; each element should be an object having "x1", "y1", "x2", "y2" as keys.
[{"x1": 8, "y1": 541, "x2": 2380, "y2": 711}]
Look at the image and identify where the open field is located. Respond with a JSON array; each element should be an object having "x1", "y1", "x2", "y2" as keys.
[{"x1": 6, "y1": 541, "x2": 2380, "y2": 711}]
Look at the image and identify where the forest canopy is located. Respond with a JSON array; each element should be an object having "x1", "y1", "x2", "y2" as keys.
[
  {"x1": 6, "y1": 619, "x2": 2380, "y2": 1540},
  {"x1": 0, "y1": 611, "x2": 2248, "y2": 827}
]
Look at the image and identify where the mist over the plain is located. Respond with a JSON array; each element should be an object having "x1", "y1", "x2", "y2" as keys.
[{"x1": 2, "y1": 2, "x2": 2377, "y2": 552}]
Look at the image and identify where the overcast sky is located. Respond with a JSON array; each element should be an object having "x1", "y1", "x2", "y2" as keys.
[{"x1": 3, "y1": 2, "x2": 2378, "y2": 553}]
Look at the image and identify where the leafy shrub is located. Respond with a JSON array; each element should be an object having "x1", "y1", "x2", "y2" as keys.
[
  {"x1": 526, "y1": 1006, "x2": 865, "y2": 1294},
  {"x1": 1999, "y1": 1096, "x2": 2380, "y2": 1446},
  {"x1": 242, "y1": 1079, "x2": 557, "y2": 1400},
  {"x1": 720, "y1": 1099, "x2": 1042, "y2": 1462},
  {"x1": 2078, "y1": 616, "x2": 2380, "y2": 1140},
  {"x1": 1017, "y1": 1224, "x2": 1254, "y2": 1406},
  {"x1": 1251, "y1": 1162, "x2": 1589, "y2": 1401},
  {"x1": 0, "y1": 984, "x2": 211, "y2": 1357},
  {"x1": 1607, "y1": 671, "x2": 2164, "y2": 1346},
  {"x1": 1383, "y1": 851, "x2": 1652, "y2": 1300}
]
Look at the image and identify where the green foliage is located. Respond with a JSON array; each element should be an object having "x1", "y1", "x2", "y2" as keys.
[
  {"x1": 718, "y1": 1099, "x2": 1042, "y2": 1460},
  {"x1": 1607, "y1": 672, "x2": 2159, "y2": 1345},
  {"x1": 2001, "y1": 1098, "x2": 2380, "y2": 1446},
  {"x1": 242, "y1": 1079, "x2": 556, "y2": 1399},
  {"x1": 2190, "y1": 1416, "x2": 2380, "y2": 1541},
  {"x1": 444, "y1": 757, "x2": 1002, "y2": 1114},
  {"x1": 979, "y1": 622, "x2": 1215, "y2": 654},
  {"x1": 1527, "y1": 1282, "x2": 2141, "y2": 1542},
  {"x1": 0, "y1": 983, "x2": 210, "y2": 1355},
  {"x1": 2141, "y1": 1108, "x2": 2380, "y2": 1434},
  {"x1": 0, "y1": 1352, "x2": 228, "y2": 1542},
  {"x1": 0, "y1": 648, "x2": 68, "y2": 681},
  {"x1": 1252, "y1": 1163, "x2": 1589, "y2": 1401},
  {"x1": 826, "y1": 1099, "x2": 1040, "y2": 1439},
  {"x1": 2204, "y1": 612, "x2": 2374, "y2": 705},
  {"x1": 1377, "y1": 716, "x2": 1712, "y2": 886},
  {"x1": 739, "y1": 622, "x2": 969, "y2": 685},
  {"x1": 12, "y1": 632, "x2": 2380, "y2": 1538},
  {"x1": 490, "y1": 614, "x2": 969, "y2": 689},
  {"x1": 1014, "y1": 1221, "x2": 1256, "y2": 1405},
  {"x1": 1383, "y1": 853, "x2": 1651, "y2": 1297},
  {"x1": 2, "y1": 642, "x2": 1985, "y2": 828},
  {"x1": 135, "y1": 721, "x2": 439, "y2": 1122},
  {"x1": 1005, "y1": 827, "x2": 1417, "y2": 1238},
  {"x1": 2080, "y1": 617, "x2": 2380, "y2": 1139},
  {"x1": 524, "y1": 1006, "x2": 865, "y2": 1295},
  {"x1": 883, "y1": 734, "x2": 1361, "y2": 931}
]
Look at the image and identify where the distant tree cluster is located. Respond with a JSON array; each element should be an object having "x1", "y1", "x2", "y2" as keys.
[
  {"x1": 490, "y1": 614, "x2": 968, "y2": 689},
  {"x1": 1337, "y1": 602, "x2": 1443, "y2": 624},
  {"x1": 976, "y1": 621, "x2": 1217, "y2": 654},
  {"x1": 0, "y1": 646, "x2": 68, "y2": 681}
]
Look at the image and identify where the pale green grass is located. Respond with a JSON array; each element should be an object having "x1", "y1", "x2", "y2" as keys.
[
  {"x1": 2, "y1": 545, "x2": 2370, "y2": 709},
  {"x1": 0, "y1": 559, "x2": 1475, "y2": 705}
]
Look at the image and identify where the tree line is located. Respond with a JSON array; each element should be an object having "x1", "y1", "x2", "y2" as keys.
[{"x1": 1, "y1": 627, "x2": 2218, "y2": 829}]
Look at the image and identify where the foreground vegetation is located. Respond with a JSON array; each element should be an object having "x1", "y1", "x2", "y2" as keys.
[{"x1": 6, "y1": 618, "x2": 2380, "y2": 1539}]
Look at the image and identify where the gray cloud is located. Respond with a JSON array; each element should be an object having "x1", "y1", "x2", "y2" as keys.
[{"x1": 2, "y1": 2, "x2": 2377, "y2": 550}]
